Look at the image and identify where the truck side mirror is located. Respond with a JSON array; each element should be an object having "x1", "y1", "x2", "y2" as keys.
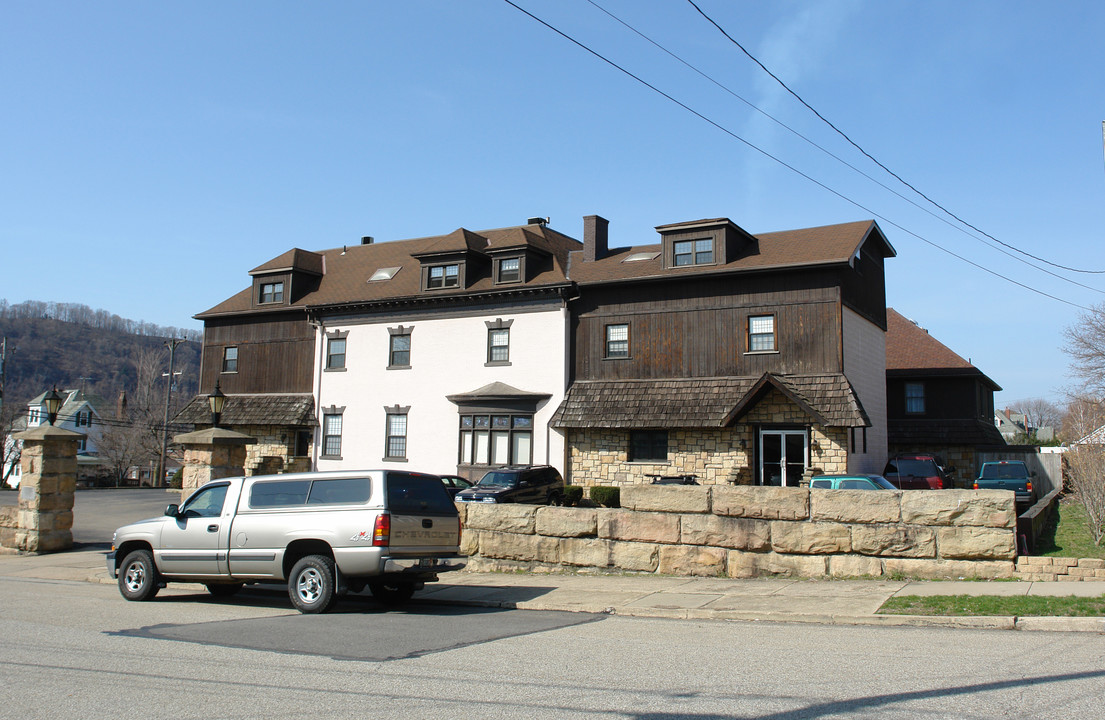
[{"x1": 165, "y1": 504, "x2": 180, "y2": 517}]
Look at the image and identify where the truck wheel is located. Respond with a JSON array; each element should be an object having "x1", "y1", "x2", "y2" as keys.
[
  {"x1": 206, "y1": 583, "x2": 243, "y2": 598},
  {"x1": 118, "y1": 549, "x2": 161, "y2": 601},
  {"x1": 288, "y1": 555, "x2": 337, "y2": 614},
  {"x1": 368, "y1": 579, "x2": 415, "y2": 605}
]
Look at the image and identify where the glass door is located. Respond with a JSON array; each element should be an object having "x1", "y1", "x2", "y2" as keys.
[{"x1": 759, "y1": 430, "x2": 808, "y2": 486}]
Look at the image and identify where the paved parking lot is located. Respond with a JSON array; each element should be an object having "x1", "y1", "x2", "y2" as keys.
[{"x1": 0, "y1": 487, "x2": 177, "y2": 547}]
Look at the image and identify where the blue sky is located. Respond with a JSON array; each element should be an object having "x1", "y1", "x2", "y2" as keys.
[{"x1": 3, "y1": 1, "x2": 1104, "y2": 409}]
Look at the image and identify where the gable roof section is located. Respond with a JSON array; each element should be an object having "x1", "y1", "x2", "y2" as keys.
[
  {"x1": 886, "y1": 308, "x2": 1001, "y2": 390},
  {"x1": 551, "y1": 373, "x2": 869, "y2": 429},
  {"x1": 250, "y1": 248, "x2": 324, "y2": 277},
  {"x1": 197, "y1": 222, "x2": 581, "y2": 319},
  {"x1": 567, "y1": 219, "x2": 894, "y2": 285}
]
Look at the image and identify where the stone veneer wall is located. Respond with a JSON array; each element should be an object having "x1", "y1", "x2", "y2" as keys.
[
  {"x1": 459, "y1": 485, "x2": 1018, "y2": 580},
  {"x1": 237, "y1": 425, "x2": 310, "y2": 476},
  {"x1": 0, "y1": 506, "x2": 16, "y2": 553},
  {"x1": 1015, "y1": 556, "x2": 1105, "y2": 581},
  {"x1": 569, "y1": 388, "x2": 850, "y2": 487}
]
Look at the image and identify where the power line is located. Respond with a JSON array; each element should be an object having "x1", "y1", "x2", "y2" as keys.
[
  {"x1": 585, "y1": 0, "x2": 1105, "y2": 297},
  {"x1": 685, "y1": 0, "x2": 1105, "y2": 276},
  {"x1": 501, "y1": 0, "x2": 1092, "y2": 310}
]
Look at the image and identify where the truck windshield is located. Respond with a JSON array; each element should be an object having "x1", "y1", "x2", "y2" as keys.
[{"x1": 477, "y1": 472, "x2": 518, "y2": 488}]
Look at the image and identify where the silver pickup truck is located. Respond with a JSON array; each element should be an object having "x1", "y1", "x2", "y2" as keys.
[{"x1": 107, "y1": 470, "x2": 466, "y2": 614}]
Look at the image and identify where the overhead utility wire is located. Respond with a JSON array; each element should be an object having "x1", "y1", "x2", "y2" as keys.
[
  {"x1": 586, "y1": 0, "x2": 1105, "y2": 297},
  {"x1": 501, "y1": 0, "x2": 1090, "y2": 310},
  {"x1": 686, "y1": 0, "x2": 1105, "y2": 276}
]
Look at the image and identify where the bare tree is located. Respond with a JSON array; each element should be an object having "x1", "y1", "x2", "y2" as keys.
[
  {"x1": 1064, "y1": 302, "x2": 1105, "y2": 397},
  {"x1": 1063, "y1": 306, "x2": 1105, "y2": 543},
  {"x1": 1007, "y1": 397, "x2": 1062, "y2": 439},
  {"x1": 1062, "y1": 395, "x2": 1105, "y2": 443},
  {"x1": 96, "y1": 348, "x2": 164, "y2": 483},
  {"x1": 1066, "y1": 445, "x2": 1105, "y2": 545}
]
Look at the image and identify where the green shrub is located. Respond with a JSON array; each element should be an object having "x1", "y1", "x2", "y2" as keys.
[
  {"x1": 168, "y1": 469, "x2": 183, "y2": 489},
  {"x1": 562, "y1": 486, "x2": 584, "y2": 507},
  {"x1": 589, "y1": 486, "x2": 621, "y2": 508}
]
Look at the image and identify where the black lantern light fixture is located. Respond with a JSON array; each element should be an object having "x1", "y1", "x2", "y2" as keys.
[
  {"x1": 42, "y1": 386, "x2": 63, "y2": 426},
  {"x1": 209, "y1": 380, "x2": 226, "y2": 428}
]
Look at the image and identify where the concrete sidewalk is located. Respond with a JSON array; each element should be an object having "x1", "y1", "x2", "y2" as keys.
[{"x1": 2, "y1": 546, "x2": 1103, "y2": 632}]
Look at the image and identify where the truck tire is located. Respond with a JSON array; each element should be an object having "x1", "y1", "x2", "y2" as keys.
[
  {"x1": 118, "y1": 549, "x2": 161, "y2": 601},
  {"x1": 288, "y1": 554, "x2": 337, "y2": 614},
  {"x1": 368, "y1": 579, "x2": 415, "y2": 605}
]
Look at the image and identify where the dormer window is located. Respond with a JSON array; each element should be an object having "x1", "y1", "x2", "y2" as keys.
[
  {"x1": 259, "y1": 281, "x2": 284, "y2": 304},
  {"x1": 427, "y1": 264, "x2": 459, "y2": 289},
  {"x1": 674, "y1": 239, "x2": 713, "y2": 266},
  {"x1": 496, "y1": 257, "x2": 521, "y2": 284}
]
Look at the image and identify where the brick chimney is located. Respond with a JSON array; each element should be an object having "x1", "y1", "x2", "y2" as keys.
[{"x1": 583, "y1": 215, "x2": 609, "y2": 262}]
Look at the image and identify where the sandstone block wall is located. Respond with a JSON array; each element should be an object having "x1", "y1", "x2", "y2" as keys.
[
  {"x1": 1015, "y1": 556, "x2": 1105, "y2": 581},
  {"x1": 458, "y1": 485, "x2": 1018, "y2": 580}
]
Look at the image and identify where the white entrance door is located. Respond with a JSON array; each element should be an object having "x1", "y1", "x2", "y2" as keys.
[{"x1": 759, "y1": 430, "x2": 807, "y2": 486}]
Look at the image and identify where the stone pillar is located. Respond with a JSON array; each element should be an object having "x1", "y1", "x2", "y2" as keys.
[
  {"x1": 172, "y1": 427, "x2": 256, "y2": 502},
  {"x1": 12, "y1": 425, "x2": 83, "y2": 553}
]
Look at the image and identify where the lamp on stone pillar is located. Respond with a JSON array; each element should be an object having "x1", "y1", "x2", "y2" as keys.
[
  {"x1": 209, "y1": 380, "x2": 226, "y2": 428},
  {"x1": 43, "y1": 387, "x2": 63, "y2": 426}
]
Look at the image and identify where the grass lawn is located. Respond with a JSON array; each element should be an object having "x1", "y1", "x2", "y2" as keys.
[
  {"x1": 1034, "y1": 497, "x2": 1105, "y2": 560},
  {"x1": 880, "y1": 594, "x2": 1105, "y2": 617}
]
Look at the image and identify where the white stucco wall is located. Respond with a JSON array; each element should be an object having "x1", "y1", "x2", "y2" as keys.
[
  {"x1": 842, "y1": 307, "x2": 888, "y2": 474},
  {"x1": 313, "y1": 300, "x2": 569, "y2": 477}
]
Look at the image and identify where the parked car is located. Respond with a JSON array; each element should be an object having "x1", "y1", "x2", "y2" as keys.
[
  {"x1": 455, "y1": 465, "x2": 564, "y2": 504},
  {"x1": 882, "y1": 454, "x2": 954, "y2": 489},
  {"x1": 809, "y1": 474, "x2": 897, "y2": 490},
  {"x1": 974, "y1": 460, "x2": 1035, "y2": 506},
  {"x1": 439, "y1": 475, "x2": 473, "y2": 499}
]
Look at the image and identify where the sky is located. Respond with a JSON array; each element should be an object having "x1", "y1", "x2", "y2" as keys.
[{"x1": 3, "y1": 1, "x2": 1104, "y2": 410}]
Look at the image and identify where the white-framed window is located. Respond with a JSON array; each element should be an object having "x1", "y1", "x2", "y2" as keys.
[
  {"x1": 222, "y1": 346, "x2": 238, "y2": 373},
  {"x1": 748, "y1": 315, "x2": 775, "y2": 352},
  {"x1": 389, "y1": 334, "x2": 410, "y2": 367},
  {"x1": 326, "y1": 338, "x2": 346, "y2": 370},
  {"x1": 605, "y1": 323, "x2": 629, "y2": 359},
  {"x1": 459, "y1": 414, "x2": 533, "y2": 466},
  {"x1": 674, "y1": 238, "x2": 713, "y2": 266},
  {"x1": 259, "y1": 281, "x2": 284, "y2": 304},
  {"x1": 488, "y1": 328, "x2": 510, "y2": 364},
  {"x1": 321, "y1": 412, "x2": 343, "y2": 458},
  {"x1": 497, "y1": 257, "x2": 521, "y2": 283},
  {"x1": 385, "y1": 411, "x2": 408, "y2": 460},
  {"x1": 427, "y1": 264, "x2": 459, "y2": 289}
]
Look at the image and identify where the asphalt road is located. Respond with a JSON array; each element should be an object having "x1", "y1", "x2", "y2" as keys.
[
  {"x1": 0, "y1": 486, "x2": 176, "y2": 547},
  {"x1": 2, "y1": 572, "x2": 1104, "y2": 719}
]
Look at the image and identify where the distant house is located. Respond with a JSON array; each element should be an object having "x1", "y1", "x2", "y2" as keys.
[
  {"x1": 3, "y1": 388, "x2": 109, "y2": 487},
  {"x1": 884, "y1": 309, "x2": 1005, "y2": 481}
]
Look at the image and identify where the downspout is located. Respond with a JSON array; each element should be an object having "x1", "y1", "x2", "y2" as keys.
[{"x1": 309, "y1": 314, "x2": 325, "y2": 471}]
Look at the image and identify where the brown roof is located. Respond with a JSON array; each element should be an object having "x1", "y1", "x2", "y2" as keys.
[
  {"x1": 197, "y1": 223, "x2": 581, "y2": 318},
  {"x1": 567, "y1": 219, "x2": 893, "y2": 285},
  {"x1": 551, "y1": 373, "x2": 869, "y2": 429},
  {"x1": 885, "y1": 308, "x2": 1000, "y2": 390},
  {"x1": 175, "y1": 394, "x2": 316, "y2": 427}
]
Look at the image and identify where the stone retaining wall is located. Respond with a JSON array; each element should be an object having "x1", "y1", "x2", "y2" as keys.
[
  {"x1": 0, "y1": 505, "x2": 16, "y2": 551},
  {"x1": 459, "y1": 485, "x2": 1018, "y2": 580},
  {"x1": 1015, "y1": 556, "x2": 1105, "y2": 581}
]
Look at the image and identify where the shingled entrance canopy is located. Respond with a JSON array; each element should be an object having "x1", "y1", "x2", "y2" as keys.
[{"x1": 550, "y1": 373, "x2": 870, "y2": 429}]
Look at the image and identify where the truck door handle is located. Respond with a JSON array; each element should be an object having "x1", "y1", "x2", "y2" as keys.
[{"x1": 207, "y1": 524, "x2": 219, "y2": 532}]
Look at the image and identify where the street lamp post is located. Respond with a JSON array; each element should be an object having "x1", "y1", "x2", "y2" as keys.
[
  {"x1": 209, "y1": 380, "x2": 226, "y2": 429},
  {"x1": 42, "y1": 387, "x2": 63, "y2": 426}
]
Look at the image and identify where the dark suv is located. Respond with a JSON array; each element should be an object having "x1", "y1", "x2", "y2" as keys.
[
  {"x1": 455, "y1": 466, "x2": 564, "y2": 505},
  {"x1": 882, "y1": 454, "x2": 955, "y2": 490}
]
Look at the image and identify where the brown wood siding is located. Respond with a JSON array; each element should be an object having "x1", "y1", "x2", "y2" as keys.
[
  {"x1": 887, "y1": 375, "x2": 990, "y2": 421},
  {"x1": 200, "y1": 312, "x2": 315, "y2": 394},
  {"x1": 575, "y1": 271, "x2": 844, "y2": 380},
  {"x1": 840, "y1": 238, "x2": 887, "y2": 328}
]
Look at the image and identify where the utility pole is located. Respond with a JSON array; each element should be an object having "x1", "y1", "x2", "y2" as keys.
[{"x1": 157, "y1": 338, "x2": 183, "y2": 488}]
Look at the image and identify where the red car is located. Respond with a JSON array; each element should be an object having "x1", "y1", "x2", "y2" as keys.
[{"x1": 882, "y1": 454, "x2": 954, "y2": 489}]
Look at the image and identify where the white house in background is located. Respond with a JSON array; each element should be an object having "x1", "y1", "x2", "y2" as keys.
[{"x1": 3, "y1": 388, "x2": 107, "y2": 487}]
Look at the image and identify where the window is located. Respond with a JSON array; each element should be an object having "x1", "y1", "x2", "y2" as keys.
[
  {"x1": 497, "y1": 257, "x2": 521, "y2": 283},
  {"x1": 385, "y1": 412, "x2": 408, "y2": 460},
  {"x1": 321, "y1": 413, "x2": 343, "y2": 458},
  {"x1": 76, "y1": 410, "x2": 90, "y2": 427},
  {"x1": 222, "y1": 346, "x2": 238, "y2": 373},
  {"x1": 605, "y1": 323, "x2": 629, "y2": 359},
  {"x1": 674, "y1": 238, "x2": 713, "y2": 266},
  {"x1": 427, "y1": 264, "x2": 459, "y2": 289},
  {"x1": 181, "y1": 483, "x2": 229, "y2": 518},
  {"x1": 629, "y1": 430, "x2": 668, "y2": 462},
  {"x1": 389, "y1": 333, "x2": 411, "y2": 367},
  {"x1": 459, "y1": 414, "x2": 533, "y2": 466},
  {"x1": 748, "y1": 315, "x2": 775, "y2": 352},
  {"x1": 307, "y1": 477, "x2": 371, "y2": 505},
  {"x1": 906, "y1": 382, "x2": 925, "y2": 414},
  {"x1": 28, "y1": 408, "x2": 40, "y2": 426},
  {"x1": 488, "y1": 328, "x2": 510, "y2": 364},
  {"x1": 326, "y1": 338, "x2": 346, "y2": 370},
  {"x1": 259, "y1": 281, "x2": 284, "y2": 304}
]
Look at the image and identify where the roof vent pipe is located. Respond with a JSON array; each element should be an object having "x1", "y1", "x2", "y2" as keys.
[
  {"x1": 527, "y1": 217, "x2": 549, "y2": 226},
  {"x1": 362, "y1": 236, "x2": 374, "y2": 245}
]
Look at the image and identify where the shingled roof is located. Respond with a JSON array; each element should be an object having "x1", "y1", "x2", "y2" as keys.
[
  {"x1": 551, "y1": 373, "x2": 869, "y2": 429},
  {"x1": 567, "y1": 219, "x2": 894, "y2": 285},
  {"x1": 175, "y1": 394, "x2": 316, "y2": 427},
  {"x1": 886, "y1": 308, "x2": 1000, "y2": 389},
  {"x1": 196, "y1": 222, "x2": 581, "y2": 319},
  {"x1": 888, "y1": 418, "x2": 1006, "y2": 447}
]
